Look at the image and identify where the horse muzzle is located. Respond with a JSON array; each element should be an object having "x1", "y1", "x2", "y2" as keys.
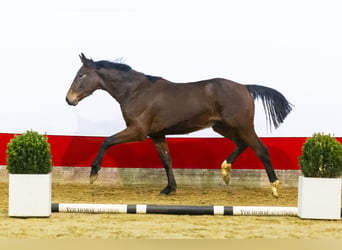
[
  {"x1": 66, "y1": 90, "x2": 79, "y2": 106},
  {"x1": 66, "y1": 97, "x2": 78, "y2": 106}
]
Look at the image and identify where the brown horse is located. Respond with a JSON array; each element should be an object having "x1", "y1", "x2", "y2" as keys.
[{"x1": 66, "y1": 54, "x2": 293, "y2": 197}]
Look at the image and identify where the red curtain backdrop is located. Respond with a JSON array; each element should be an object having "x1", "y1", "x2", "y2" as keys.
[{"x1": 0, "y1": 133, "x2": 320, "y2": 170}]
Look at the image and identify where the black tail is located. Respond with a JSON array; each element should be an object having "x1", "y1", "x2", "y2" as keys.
[{"x1": 246, "y1": 84, "x2": 293, "y2": 130}]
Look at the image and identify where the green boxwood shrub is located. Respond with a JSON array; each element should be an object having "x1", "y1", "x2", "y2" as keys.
[
  {"x1": 6, "y1": 130, "x2": 52, "y2": 174},
  {"x1": 298, "y1": 133, "x2": 342, "y2": 178}
]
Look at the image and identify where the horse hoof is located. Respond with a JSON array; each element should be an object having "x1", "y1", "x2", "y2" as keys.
[
  {"x1": 221, "y1": 160, "x2": 232, "y2": 185},
  {"x1": 90, "y1": 174, "x2": 98, "y2": 184},
  {"x1": 271, "y1": 180, "x2": 280, "y2": 198},
  {"x1": 160, "y1": 186, "x2": 176, "y2": 196}
]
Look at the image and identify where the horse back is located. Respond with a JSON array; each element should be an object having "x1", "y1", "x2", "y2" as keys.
[{"x1": 122, "y1": 78, "x2": 253, "y2": 136}]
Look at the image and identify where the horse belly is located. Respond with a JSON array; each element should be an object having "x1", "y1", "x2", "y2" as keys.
[{"x1": 149, "y1": 111, "x2": 221, "y2": 136}]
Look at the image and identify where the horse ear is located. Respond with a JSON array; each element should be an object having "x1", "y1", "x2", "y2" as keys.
[{"x1": 79, "y1": 53, "x2": 95, "y2": 68}]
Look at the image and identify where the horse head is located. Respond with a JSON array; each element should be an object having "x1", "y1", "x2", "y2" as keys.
[{"x1": 66, "y1": 53, "x2": 103, "y2": 106}]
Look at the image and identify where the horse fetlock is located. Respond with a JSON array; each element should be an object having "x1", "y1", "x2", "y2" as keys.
[
  {"x1": 90, "y1": 165, "x2": 101, "y2": 174},
  {"x1": 271, "y1": 180, "x2": 281, "y2": 198},
  {"x1": 221, "y1": 160, "x2": 232, "y2": 185}
]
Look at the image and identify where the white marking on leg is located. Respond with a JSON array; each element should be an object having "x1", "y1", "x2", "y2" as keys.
[
  {"x1": 271, "y1": 180, "x2": 280, "y2": 198},
  {"x1": 221, "y1": 160, "x2": 232, "y2": 185}
]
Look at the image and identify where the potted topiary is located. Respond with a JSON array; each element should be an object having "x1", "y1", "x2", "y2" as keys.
[
  {"x1": 298, "y1": 133, "x2": 342, "y2": 220},
  {"x1": 6, "y1": 130, "x2": 53, "y2": 217}
]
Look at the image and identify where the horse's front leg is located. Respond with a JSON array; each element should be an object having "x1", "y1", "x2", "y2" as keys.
[
  {"x1": 90, "y1": 127, "x2": 146, "y2": 184},
  {"x1": 90, "y1": 139, "x2": 110, "y2": 184},
  {"x1": 150, "y1": 135, "x2": 177, "y2": 195}
]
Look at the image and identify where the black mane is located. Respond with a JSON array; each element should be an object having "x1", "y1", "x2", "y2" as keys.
[
  {"x1": 95, "y1": 60, "x2": 132, "y2": 72},
  {"x1": 145, "y1": 74, "x2": 163, "y2": 82},
  {"x1": 95, "y1": 60, "x2": 162, "y2": 81}
]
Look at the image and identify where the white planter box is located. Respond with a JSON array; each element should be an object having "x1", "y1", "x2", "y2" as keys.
[
  {"x1": 9, "y1": 173, "x2": 52, "y2": 217},
  {"x1": 298, "y1": 176, "x2": 341, "y2": 220}
]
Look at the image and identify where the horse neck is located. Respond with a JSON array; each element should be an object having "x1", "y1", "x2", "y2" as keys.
[{"x1": 101, "y1": 70, "x2": 149, "y2": 104}]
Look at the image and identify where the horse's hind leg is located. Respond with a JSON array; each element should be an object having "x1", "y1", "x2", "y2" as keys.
[
  {"x1": 221, "y1": 141, "x2": 247, "y2": 185},
  {"x1": 213, "y1": 122, "x2": 280, "y2": 197},
  {"x1": 238, "y1": 130, "x2": 280, "y2": 197},
  {"x1": 150, "y1": 135, "x2": 177, "y2": 195},
  {"x1": 212, "y1": 123, "x2": 247, "y2": 185}
]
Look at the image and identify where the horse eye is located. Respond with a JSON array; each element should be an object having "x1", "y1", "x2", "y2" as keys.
[{"x1": 78, "y1": 73, "x2": 86, "y2": 79}]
